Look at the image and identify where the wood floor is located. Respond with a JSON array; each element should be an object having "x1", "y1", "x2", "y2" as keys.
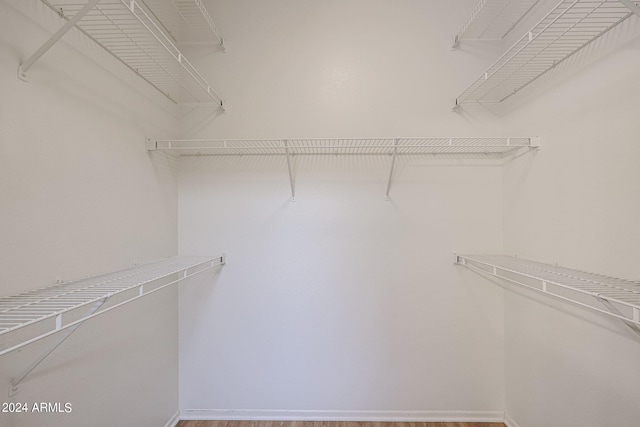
[{"x1": 177, "y1": 421, "x2": 507, "y2": 427}]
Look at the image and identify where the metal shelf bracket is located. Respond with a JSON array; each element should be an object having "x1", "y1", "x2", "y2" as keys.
[
  {"x1": 8, "y1": 296, "x2": 109, "y2": 397},
  {"x1": 18, "y1": 0, "x2": 103, "y2": 81},
  {"x1": 284, "y1": 139, "x2": 296, "y2": 201},
  {"x1": 619, "y1": 0, "x2": 640, "y2": 16},
  {"x1": 385, "y1": 138, "x2": 399, "y2": 200},
  {"x1": 596, "y1": 297, "x2": 640, "y2": 338}
]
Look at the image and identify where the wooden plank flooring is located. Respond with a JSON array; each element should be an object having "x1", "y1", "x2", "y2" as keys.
[{"x1": 177, "y1": 421, "x2": 507, "y2": 427}]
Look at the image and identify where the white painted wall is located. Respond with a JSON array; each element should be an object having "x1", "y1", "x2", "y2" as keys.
[
  {"x1": 178, "y1": 0, "x2": 506, "y2": 418},
  {"x1": 179, "y1": 157, "x2": 505, "y2": 418},
  {"x1": 501, "y1": 16, "x2": 640, "y2": 427},
  {"x1": 0, "y1": 1, "x2": 180, "y2": 426}
]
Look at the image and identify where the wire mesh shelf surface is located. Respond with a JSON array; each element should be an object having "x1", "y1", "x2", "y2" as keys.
[
  {"x1": 142, "y1": 0, "x2": 224, "y2": 45},
  {"x1": 456, "y1": 0, "x2": 638, "y2": 104},
  {"x1": 0, "y1": 256, "x2": 224, "y2": 356},
  {"x1": 151, "y1": 137, "x2": 537, "y2": 158},
  {"x1": 455, "y1": 0, "x2": 542, "y2": 43},
  {"x1": 457, "y1": 254, "x2": 640, "y2": 326},
  {"x1": 42, "y1": 0, "x2": 223, "y2": 105}
]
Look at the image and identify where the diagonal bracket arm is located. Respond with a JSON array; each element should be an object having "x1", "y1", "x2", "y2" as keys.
[
  {"x1": 385, "y1": 138, "x2": 399, "y2": 200},
  {"x1": 284, "y1": 139, "x2": 296, "y2": 201},
  {"x1": 597, "y1": 296, "x2": 640, "y2": 339},
  {"x1": 18, "y1": 0, "x2": 103, "y2": 81},
  {"x1": 9, "y1": 296, "x2": 109, "y2": 397},
  {"x1": 619, "y1": 0, "x2": 640, "y2": 17}
]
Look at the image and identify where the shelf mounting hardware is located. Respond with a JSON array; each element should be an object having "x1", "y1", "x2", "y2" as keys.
[
  {"x1": 18, "y1": 0, "x2": 103, "y2": 81},
  {"x1": 9, "y1": 296, "x2": 109, "y2": 397},
  {"x1": 385, "y1": 138, "x2": 399, "y2": 201},
  {"x1": 596, "y1": 297, "x2": 640, "y2": 338},
  {"x1": 284, "y1": 139, "x2": 296, "y2": 201},
  {"x1": 619, "y1": 0, "x2": 640, "y2": 16}
]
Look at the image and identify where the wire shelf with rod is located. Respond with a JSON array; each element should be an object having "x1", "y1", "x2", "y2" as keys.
[
  {"x1": 453, "y1": 0, "x2": 542, "y2": 47},
  {"x1": 148, "y1": 137, "x2": 539, "y2": 200},
  {"x1": 22, "y1": 0, "x2": 224, "y2": 106},
  {"x1": 0, "y1": 255, "x2": 225, "y2": 358},
  {"x1": 455, "y1": 0, "x2": 639, "y2": 106},
  {"x1": 148, "y1": 137, "x2": 538, "y2": 158},
  {"x1": 455, "y1": 254, "x2": 640, "y2": 333}
]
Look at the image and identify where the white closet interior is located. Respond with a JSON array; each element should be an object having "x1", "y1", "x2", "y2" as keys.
[{"x1": 1, "y1": 1, "x2": 639, "y2": 427}]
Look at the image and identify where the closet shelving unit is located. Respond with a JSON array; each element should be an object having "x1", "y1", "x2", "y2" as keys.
[
  {"x1": 456, "y1": 254, "x2": 640, "y2": 334},
  {"x1": 0, "y1": 256, "x2": 225, "y2": 359},
  {"x1": 148, "y1": 137, "x2": 539, "y2": 200},
  {"x1": 148, "y1": 136, "x2": 537, "y2": 157},
  {"x1": 21, "y1": 0, "x2": 224, "y2": 107},
  {"x1": 455, "y1": 0, "x2": 640, "y2": 107},
  {"x1": 453, "y1": 0, "x2": 542, "y2": 47}
]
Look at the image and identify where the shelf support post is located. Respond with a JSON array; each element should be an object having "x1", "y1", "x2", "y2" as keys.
[
  {"x1": 18, "y1": 0, "x2": 103, "y2": 81},
  {"x1": 284, "y1": 139, "x2": 296, "y2": 201},
  {"x1": 385, "y1": 139, "x2": 399, "y2": 200},
  {"x1": 9, "y1": 296, "x2": 109, "y2": 397},
  {"x1": 619, "y1": 0, "x2": 640, "y2": 17}
]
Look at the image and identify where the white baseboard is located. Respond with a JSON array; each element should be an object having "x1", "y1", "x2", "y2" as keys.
[
  {"x1": 179, "y1": 409, "x2": 505, "y2": 422},
  {"x1": 504, "y1": 412, "x2": 521, "y2": 427},
  {"x1": 164, "y1": 409, "x2": 181, "y2": 427}
]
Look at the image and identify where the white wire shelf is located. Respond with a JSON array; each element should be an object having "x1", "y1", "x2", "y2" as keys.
[
  {"x1": 454, "y1": 0, "x2": 542, "y2": 45},
  {"x1": 455, "y1": 0, "x2": 639, "y2": 105},
  {"x1": 142, "y1": 0, "x2": 224, "y2": 46},
  {"x1": 170, "y1": 0, "x2": 224, "y2": 45},
  {"x1": 0, "y1": 255, "x2": 225, "y2": 357},
  {"x1": 149, "y1": 137, "x2": 538, "y2": 158},
  {"x1": 148, "y1": 137, "x2": 538, "y2": 200},
  {"x1": 36, "y1": 0, "x2": 223, "y2": 106},
  {"x1": 456, "y1": 254, "x2": 640, "y2": 329}
]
